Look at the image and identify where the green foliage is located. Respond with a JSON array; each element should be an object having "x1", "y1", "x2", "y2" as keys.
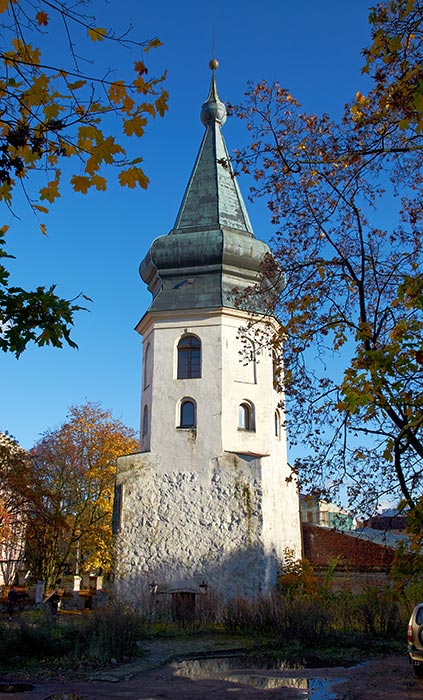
[{"x1": 0, "y1": 233, "x2": 87, "y2": 356}]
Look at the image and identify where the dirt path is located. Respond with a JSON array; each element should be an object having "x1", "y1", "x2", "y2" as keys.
[{"x1": 0, "y1": 638, "x2": 421, "y2": 700}]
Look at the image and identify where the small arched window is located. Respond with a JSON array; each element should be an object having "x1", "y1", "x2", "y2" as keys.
[
  {"x1": 179, "y1": 399, "x2": 196, "y2": 428},
  {"x1": 142, "y1": 405, "x2": 149, "y2": 438},
  {"x1": 238, "y1": 402, "x2": 255, "y2": 431},
  {"x1": 177, "y1": 335, "x2": 201, "y2": 379},
  {"x1": 274, "y1": 409, "x2": 281, "y2": 438}
]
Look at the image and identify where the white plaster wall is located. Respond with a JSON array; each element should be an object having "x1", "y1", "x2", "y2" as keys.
[
  {"x1": 114, "y1": 306, "x2": 302, "y2": 603},
  {"x1": 114, "y1": 451, "x2": 271, "y2": 602}
]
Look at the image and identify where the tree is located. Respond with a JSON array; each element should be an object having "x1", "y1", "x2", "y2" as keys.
[
  {"x1": 26, "y1": 402, "x2": 138, "y2": 588},
  {"x1": 230, "y1": 0, "x2": 423, "y2": 518},
  {"x1": 0, "y1": 431, "x2": 32, "y2": 584},
  {"x1": 0, "y1": 0, "x2": 167, "y2": 356}
]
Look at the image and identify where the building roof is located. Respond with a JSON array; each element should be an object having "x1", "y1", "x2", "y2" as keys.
[{"x1": 139, "y1": 61, "x2": 284, "y2": 315}]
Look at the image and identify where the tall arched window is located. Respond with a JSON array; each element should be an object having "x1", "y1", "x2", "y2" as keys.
[
  {"x1": 143, "y1": 343, "x2": 150, "y2": 389},
  {"x1": 274, "y1": 409, "x2": 281, "y2": 438},
  {"x1": 238, "y1": 401, "x2": 255, "y2": 431},
  {"x1": 142, "y1": 405, "x2": 149, "y2": 438},
  {"x1": 177, "y1": 335, "x2": 201, "y2": 379},
  {"x1": 179, "y1": 398, "x2": 196, "y2": 428}
]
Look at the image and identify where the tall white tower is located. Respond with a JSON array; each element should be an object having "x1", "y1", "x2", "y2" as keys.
[{"x1": 113, "y1": 63, "x2": 302, "y2": 605}]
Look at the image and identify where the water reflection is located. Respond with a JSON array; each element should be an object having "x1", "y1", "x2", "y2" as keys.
[{"x1": 173, "y1": 656, "x2": 341, "y2": 698}]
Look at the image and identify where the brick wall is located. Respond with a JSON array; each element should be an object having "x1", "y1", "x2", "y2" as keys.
[{"x1": 302, "y1": 523, "x2": 395, "y2": 572}]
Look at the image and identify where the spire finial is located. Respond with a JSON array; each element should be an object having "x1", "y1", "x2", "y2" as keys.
[{"x1": 200, "y1": 58, "x2": 226, "y2": 127}]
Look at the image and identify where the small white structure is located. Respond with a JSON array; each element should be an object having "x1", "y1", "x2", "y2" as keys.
[{"x1": 112, "y1": 63, "x2": 302, "y2": 604}]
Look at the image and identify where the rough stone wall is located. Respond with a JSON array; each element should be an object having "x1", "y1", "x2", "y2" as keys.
[{"x1": 113, "y1": 451, "x2": 282, "y2": 604}]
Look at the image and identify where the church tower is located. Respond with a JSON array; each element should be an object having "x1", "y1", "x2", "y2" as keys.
[{"x1": 113, "y1": 62, "x2": 302, "y2": 605}]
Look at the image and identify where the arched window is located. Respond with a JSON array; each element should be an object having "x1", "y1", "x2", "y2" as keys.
[
  {"x1": 177, "y1": 335, "x2": 201, "y2": 379},
  {"x1": 272, "y1": 350, "x2": 280, "y2": 387},
  {"x1": 274, "y1": 409, "x2": 281, "y2": 438},
  {"x1": 179, "y1": 399, "x2": 196, "y2": 428},
  {"x1": 143, "y1": 343, "x2": 150, "y2": 389},
  {"x1": 142, "y1": 405, "x2": 149, "y2": 438},
  {"x1": 238, "y1": 401, "x2": 255, "y2": 431}
]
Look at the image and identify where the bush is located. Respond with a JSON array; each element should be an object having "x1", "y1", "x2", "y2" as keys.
[
  {"x1": 223, "y1": 586, "x2": 405, "y2": 642},
  {"x1": 0, "y1": 603, "x2": 149, "y2": 670},
  {"x1": 223, "y1": 593, "x2": 332, "y2": 642}
]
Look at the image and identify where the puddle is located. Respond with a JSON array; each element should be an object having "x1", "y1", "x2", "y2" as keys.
[{"x1": 173, "y1": 656, "x2": 342, "y2": 698}]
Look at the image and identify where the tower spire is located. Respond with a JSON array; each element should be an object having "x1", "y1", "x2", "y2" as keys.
[
  {"x1": 172, "y1": 59, "x2": 253, "y2": 236},
  {"x1": 200, "y1": 59, "x2": 227, "y2": 127}
]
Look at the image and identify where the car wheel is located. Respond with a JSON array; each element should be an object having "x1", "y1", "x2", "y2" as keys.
[{"x1": 413, "y1": 663, "x2": 423, "y2": 678}]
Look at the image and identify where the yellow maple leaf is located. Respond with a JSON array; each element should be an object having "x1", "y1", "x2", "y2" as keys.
[
  {"x1": 133, "y1": 76, "x2": 148, "y2": 94},
  {"x1": 40, "y1": 223, "x2": 47, "y2": 235},
  {"x1": 140, "y1": 102, "x2": 156, "y2": 118},
  {"x1": 87, "y1": 27, "x2": 107, "y2": 42},
  {"x1": 155, "y1": 90, "x2": 169, "y2": 117},
  {"x1": 91, "y1": 175, "x2": 107, "y2": 191},
  {"x1": 44, "y1": 103, "x2": 65, "y2": 121},
  {"x1": 123, "y1": 115, "x2": 147, "y2": 137},
  {"x1": 144, "y1": 37, "x2": 163, "y2": 53},
  {"x1": 119, "y1": 166, "x2": 149, "y2": 189},
  {"x1": 68, "y1": 79, "x2": 87, "y2": 91},
  {"x1": 39, "y1": 176, "x2": 60, "y2": 203},
  {"x1": 0, "y1": 0, "x2": 14, "y2": 13},
  {"x1": 122, "y1": 95, "x2": 136, "y2": 115},
  {"x1": 109, "y1": 81, "x2": 126, "y2": 104},
  {"x1": 70, "y1": 175, "x2": 91, "y2": 194},
  {"x1": 33, "y1": 204, "x2": 49, "y2": 214}
]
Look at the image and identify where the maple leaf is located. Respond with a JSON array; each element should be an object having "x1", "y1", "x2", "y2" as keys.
[
  {"x1": 123, "y1": 115, "x2": 147, "y2": 137},
  {"x1": 67, "y1": 79, "x2": 87, "y2": 91},
  {"x1": 109, "y1": 81, "x2": 126, "y2": 104},
  {"x1": 87, "y1": 27, "x2": 107, "y2": 42},
  {"x1": 70, "y1": 175, "x2": 91, "y2": 194},
  {"x1": 118, "y1": 166, "x2": 149, "y2": 189},
  {"x1": 36, "y1": 11, "x2": 48, "y2": 26},
  {"x1": 39, "y1": 178, "x2": 60, "y2": 203},
  {"x1": 144, "y1": 37, "x2": 163, "y2": 52},
  {"x1": 134, "y1": 61, "x2": 148, "y2": 75},
  {"x1": 155, "y1": 90, "x2": 169, "y2": 117}
]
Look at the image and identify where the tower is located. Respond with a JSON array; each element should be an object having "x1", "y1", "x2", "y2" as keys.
[{"x1": 112, "y1": 62, "x2": 302, "y2": 605}]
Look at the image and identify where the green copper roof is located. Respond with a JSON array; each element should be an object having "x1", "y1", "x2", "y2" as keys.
[
  {"x1": 172, "y1": 71, "x2": 253, "y2": 236},
  {"x1": 139, "y1": 63, "x2": 284, "y2": 315}
]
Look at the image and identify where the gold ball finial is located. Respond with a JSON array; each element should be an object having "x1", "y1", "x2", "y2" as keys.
[{"x1": 209, "y1": 58, "x2": 219, "y2": 71}]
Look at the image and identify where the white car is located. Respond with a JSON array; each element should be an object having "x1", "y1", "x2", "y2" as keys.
[{"x1": 408, "y1": 603, "x2": 423, "y2": 676}]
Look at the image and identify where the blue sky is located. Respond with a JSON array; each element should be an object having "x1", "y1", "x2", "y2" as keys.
[{"x1": 1, "y1": 0, "x2": 374, "y2": 448}]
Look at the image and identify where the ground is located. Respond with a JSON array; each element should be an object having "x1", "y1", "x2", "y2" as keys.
[{"x1": 0, "y1": 637, "x2": 422, "y2": 699}]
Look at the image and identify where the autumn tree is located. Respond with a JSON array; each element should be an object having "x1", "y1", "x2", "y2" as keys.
[
  {"x1": 0, "y1": 0, "x2": 167, "y2": 356},
  {"x1": 0, "y1": 431, "x2": 33, "y2": 584},
  {"x1": 26, "y1": 402, "x2": 138, "y2": 588},
  {"x1": 231, "y1": 0, "x2": 423, "y2": 517}
]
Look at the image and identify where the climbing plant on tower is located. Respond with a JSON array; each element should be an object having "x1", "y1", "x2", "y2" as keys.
[
  {"x1": 231, "y1": 0, "x2": 423, "y2": 521},
  {"x1": 0, "y1": 0, "x2": 167, "y2": 356}
]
